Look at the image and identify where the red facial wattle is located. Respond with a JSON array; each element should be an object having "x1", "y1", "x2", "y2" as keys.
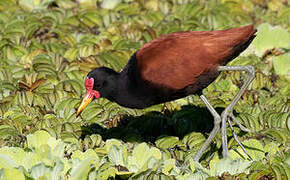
[
  {"x1": 84, "y1": 77, "x2": 100, "y2": 99},
  {"x1": 76, "y1": 77, "x2": 100, "y2": 117}
]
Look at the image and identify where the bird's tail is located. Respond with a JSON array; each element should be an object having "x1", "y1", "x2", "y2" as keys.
[{"x1": 225, "y1": 25, "x2": 257, "y2": 64}]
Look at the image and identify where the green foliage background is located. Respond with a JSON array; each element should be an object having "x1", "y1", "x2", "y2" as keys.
[{"x1": 0, "y1": 0, "x2": 289, "y2": 179}]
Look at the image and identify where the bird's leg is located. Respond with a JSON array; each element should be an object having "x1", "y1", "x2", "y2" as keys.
[
  {"x1": 193, "y1": 94, "x2": 221, "y2": 161},
  {"x1": 218, "y1": 66, "x2": 255, "y2": 158},
  {"x1": 227, "y1": 116, "x2": 253, "y2": 160},
  {"x1": 193, "y1": 66, "x2": 254, "y2": 161}
]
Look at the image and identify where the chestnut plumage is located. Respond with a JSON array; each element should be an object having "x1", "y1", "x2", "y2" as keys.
[
  {"x1": 76, "y1": 25, "x2": 257, "y2": 161},
  {"x1": 136, "y1": 25, "x2": 256, "y2": 90}
]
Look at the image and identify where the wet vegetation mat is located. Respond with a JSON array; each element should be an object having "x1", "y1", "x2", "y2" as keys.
[{"x1": 0, "y1": 0, "x2": 289, "y2": 179}]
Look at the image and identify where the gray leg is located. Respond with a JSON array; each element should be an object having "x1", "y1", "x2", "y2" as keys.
[
  {"x1": 218, "y1": 66, "x2": 255, "y2": 158},
  {"x1": 193, "y1": 94, "x2": 221, "y2": 161},
  {"x1": 193, "y1": 66, "x2": 255, "y2": 161}
]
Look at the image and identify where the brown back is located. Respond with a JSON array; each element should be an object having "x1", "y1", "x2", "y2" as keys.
[{"x1": 136, "y1": 25, "x2": 256, "y2": 90}]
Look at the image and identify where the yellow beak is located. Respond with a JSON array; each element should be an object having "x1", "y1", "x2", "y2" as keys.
[{"x1": 76, "y1": 93, "x2": 94, "y2": 117}]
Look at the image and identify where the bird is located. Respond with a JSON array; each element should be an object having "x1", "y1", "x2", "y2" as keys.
[{"x1": 77, "y1": 25, "x2": 257, "y2": 161}]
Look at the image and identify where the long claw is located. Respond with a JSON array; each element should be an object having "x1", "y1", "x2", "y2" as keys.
[
  {"x1": 227, "y1": 116, "x2": 253, "y2": 161},
  {"x1": 230, "y1": 113, "x2": 252, "y2": 133}
]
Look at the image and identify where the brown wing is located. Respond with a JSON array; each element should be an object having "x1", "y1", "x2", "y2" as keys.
[{"x1": 136, "y1": 25, "x2": 256, "y2": 90}]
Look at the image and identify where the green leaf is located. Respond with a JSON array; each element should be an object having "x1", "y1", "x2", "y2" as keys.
[
  {"x1": 229, "y1": 139, "x2": 265, "y2": 160},
  {"x1": 50, "y1": 160, "x2": 64, "y2": 180},
  {"x1": 128, "y1": 143, "x2": 161, "y2": 172},
  {"x1": 0, "y1": 168, "x2": 25, "y2": 180},
  {"x1": 264, "y1": 142, "x2": 280, "y2": 157},
  {"x1": 0, "y1": 154, "x2": 18, "y2": 169},
  {"x1": 0, "y1": 147, "x2": 25, "y2": 167},
  {"x1": 162, "y1": 159, "x2": 180, "y2": 176},
  {"x1": 210, "y1": 158, "x2": 251, "y2": 176},
  {"x1": 108, "y1": 145, "x2": 126, "y2": 167},
  {"x1": 155, "y1": 136, "x2": 182, "y2": 149},
  {"x1": 27, "y1": 130, "x2": 52, "y2": 149},
  {"x1": 101, "y1": 0, "x2": 121, "y2": 9},
  {"x1": 182, "y1": 132, "x2": 205, "y2": 149},
  {"x1": 272, "y1": 53, "x2": 290, "y2": 75},
  {"x1": 31, "y1": 163, "x2": 50, "y2": 180},
  {"x1": 243, "y1": 23, "x2": 290, "y2": 56},
  {"x1": 72, "y1": 149, "x2": 99, "y2": 163},
  {"x1": 0, "y1": 125, "x2": 19, "y2": 139},
  {"x1": 19, "y1": 0, "x2": 54, "y2": 11},
  {"x1": 104, "y1": 139, "x2": 123, "y2": 152},
  {"x1": 70, "y1": 158, "x2": 94, "y2": 180}
]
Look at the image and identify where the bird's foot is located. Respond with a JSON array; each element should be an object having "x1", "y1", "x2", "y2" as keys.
[
  {"x1": 222, "y1": 110, "x2": 253, "y2": 161},
  {"x1": 229, "y1": 113, "x2": 252, "y2": 133}
]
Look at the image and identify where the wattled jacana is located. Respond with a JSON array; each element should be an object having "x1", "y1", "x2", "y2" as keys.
[{"x1": 77, "y1": 25, "x2": 257, "y2": 161}]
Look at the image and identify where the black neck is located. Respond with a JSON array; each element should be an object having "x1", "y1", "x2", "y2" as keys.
[
  {"x1": 107, "y1": 52, "x2": 175, "y2": 109},
  {"x1": 113, "y1": 52, "x2": 152, "y2": 108}
]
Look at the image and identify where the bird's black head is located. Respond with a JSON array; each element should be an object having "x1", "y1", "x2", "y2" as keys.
[
  {"x1": 77, "y1": 67, "x2": 119, "y2": 116},
  {"x1": 87, "y1": 67, "x2": 119, "y2": 97}
]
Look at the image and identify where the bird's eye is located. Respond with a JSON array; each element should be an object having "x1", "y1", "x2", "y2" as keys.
[{"x1": 95, "y1": 83, "x2": 101, "y2": 88}]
